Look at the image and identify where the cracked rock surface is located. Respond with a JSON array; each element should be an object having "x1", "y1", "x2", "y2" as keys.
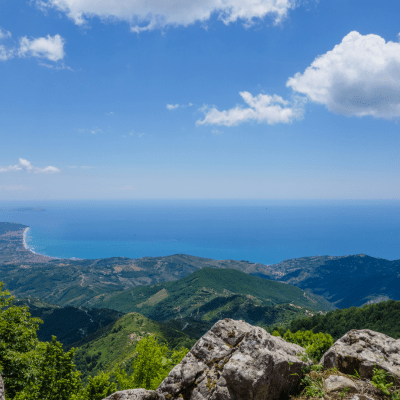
[
  {"x1": 156, "y1": 318, "x2": 312, "y2": 400},
  {"x1": 319, "y1": 329, "x2": 400, "y2": 382}
]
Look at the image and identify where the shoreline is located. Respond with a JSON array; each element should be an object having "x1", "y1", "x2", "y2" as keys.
[{"x1": 22, "y1": 227, "x2": 61, "y2": 260}]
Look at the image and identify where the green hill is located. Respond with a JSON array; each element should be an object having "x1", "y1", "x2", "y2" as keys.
[
  {"x1": 15, "y1": 298, "x2": 124, "y2": 347},
  {"x1": 86, "y1": 268, "x2": 335, "y2": 326},
  {"x1": 71, "y1": 312, "x2": 197, "y2": 380},
  {"x1": 288, "y1": 299, "x2": 400, "y2": 340}
]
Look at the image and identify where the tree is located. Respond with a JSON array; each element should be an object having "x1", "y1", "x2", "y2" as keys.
[
  {"x1": 13, "y1": 337, "x2": 81, "y2": 400},
  {"x1": 0, "y1": 283, "x2": 42, "y2": 398},
  {"x1": 283, "y1": 329, "x2": 333, "y2": 363},
  {"x1": 72, "y1": 372, "x2": 117, "y2": 400},
  {"x1": 115, "y1": 336, "x2": 189, "y2": 391}
]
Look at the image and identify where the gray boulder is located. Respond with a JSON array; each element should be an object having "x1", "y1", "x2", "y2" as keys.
[
  {"x1": 156, "y1": 318, "x2": 312, "y2": 400},
  {"x1": 319, "y1": 329, "x2": 400, "y2": 382},
  {"x1": 324, "y1": 375, "x2": 359, "y2": 395}
]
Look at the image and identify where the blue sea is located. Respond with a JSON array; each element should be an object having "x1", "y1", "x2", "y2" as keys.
[{"x1": 0, "y1": 200, "x2": 399, "y2": 264}]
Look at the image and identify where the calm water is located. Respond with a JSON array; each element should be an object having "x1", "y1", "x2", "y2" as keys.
[{"x1": 0, "y1": 200, "x2": 399, "y2": 264}]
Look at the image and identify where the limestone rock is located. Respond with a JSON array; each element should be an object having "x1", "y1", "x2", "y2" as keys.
[
  {"x1": 156, "y1": 318, "x2": 312, "y2": 400},
  {"x1": 103, "y1": 389, "x2": 163, "y2": 400},
  {"x1": 350, "y1": 395, "x2": 375, "y2": 400},
  {"x1": 319, "y1": 329, "x2": 400, "y2": 382},
  {"x1": 323, "y1": 375, "x2": 359, "y2": 394}
]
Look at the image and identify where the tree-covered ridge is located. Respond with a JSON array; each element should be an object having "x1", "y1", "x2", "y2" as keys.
[
  {"x1": 87, "y1": 267, "x2": 334, "y2": 317},
  {"x1": 287, "y1": 299, "x2": 400, "y2": 340},
  {"x1": 275, "y1": 254, "x2": 400, "y2": 308},
  {"x1": 14, "y1": 299, "x2": 124, "y2": 347},
  {"x1": 72, "y1": 312, "x2": 197, "y2": 380}
]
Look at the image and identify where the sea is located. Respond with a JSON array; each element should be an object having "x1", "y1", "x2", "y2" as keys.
[{"x1": 0, "y1": 199, "x2": 399, "y2": 264}]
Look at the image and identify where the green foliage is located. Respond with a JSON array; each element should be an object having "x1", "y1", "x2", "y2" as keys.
[
  {"x1": 272, "y1": 330, "x2": 281, "y2": 337},
  {"x1": 311, "y1": 364, "x2": 324, "y2": 372},
  {"x1": 371, "y1": 364, "x2": 393, "y2": 396},
  {"x1": 283, "y1": 329, "x2": 333, "y2": 363},
  {"x1": 0, "y1": 282, "x2": 129, "y2": 400},
  {"x1": 300, "y1": 374, "x2": 324, "y2": 398},
  {"x1": 340, "y1": 387, "x2": 350, "y2": 399},
  {"x1": 351, "y1": 369, "x2": 361, "y2": 379},
  {"x1": 115, "y1": 336, "x2": 189, "y2": 391},
  {"x1": 73, "y1": 312, "x2": 195, "y2": 380},
  {"x1": 13, "y1": 337, "x2": 81, "y2": 400},
  {"x1": 289, "y1": 299, "x2": 400, "y2": 341},
  {"x1": 72, "y1": 372, "x2": 117, "y2": 400},
  {"x1": 0, "y1": 282, "x2": 43, "y2": 398}
]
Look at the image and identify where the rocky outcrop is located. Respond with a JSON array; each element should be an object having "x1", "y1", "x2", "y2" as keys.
[
  {"x1": 103, "y1": 325, "x2": 400, "y2": 400},
  {"x1": 319, "y1": 329, "x2": 400, "y2": 383},
  {"x1": 105, "y1": 318, "x2": 312, "y2": 400}
]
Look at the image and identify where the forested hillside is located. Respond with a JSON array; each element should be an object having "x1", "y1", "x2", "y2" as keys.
[
  {"x1": 287, "y1": 299, "x2": 400, "y2": 340},
  {"x1": 72, "y1": 312, "x2": 197, "y2": 379},
  {"x1": 85, "y1": 267, "x2": 334, "y2": 321},
  {"x1": 14, "y1": 298, "x2": 124, "y2": 346}
]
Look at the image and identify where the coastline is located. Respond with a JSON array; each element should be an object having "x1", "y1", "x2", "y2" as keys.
[{"x1": 22, "y1": 227, "x2": 60, "y2": 260}]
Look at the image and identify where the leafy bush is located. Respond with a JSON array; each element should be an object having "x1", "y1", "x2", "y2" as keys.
[
  {"x1": 115, "y1": 336, "x2": 189, "y2": 391},
  {"x1": 283, "y1": 329, "x2": 333, "y2": 363}
]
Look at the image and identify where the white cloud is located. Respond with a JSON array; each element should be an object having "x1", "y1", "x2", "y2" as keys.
[
  {"x1": 286, "y1": 31, "x2": 400, "y2": 120},
  {"x1": 36, "y1": 0, "x2": 298, "y2": 31},
  {"x1": 0, "y1": 45, "x2": 14, "y2": 61},
  {"x1": 212, "y1": 129, "x2": 223, "y2": 135},
  {"x1": 0, "y1": 158, "x2": 60, "y2": 173},
  {"x1": 167, "y1": 103, "x2": 193, "y2": 110},
  {"x1": 0, "y1": 185, "x2": 34, "y2": 191},
  {"x1": 0, "y1": 28, "x2": 11, "y2": 39},
  {"x1": 197, "y1": 91, "x2": 306, "y2": 126},
  {"x1": 18, "y1": 34, "x2": 65, "y2": 62}
]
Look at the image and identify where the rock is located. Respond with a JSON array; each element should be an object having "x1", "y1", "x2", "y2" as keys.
[
  {"x1": 0, "y1": 373, "x2": 4, "y2": 400},
  {"x1": 319, "y1": 329, "x2": 400, "y2": 383},
  {"x1": 350, "y1": 395, "x2": 375, "y2": 400},
  {"x1": 102, "y1": 389, "x2": 163, "y2": 400},
  {"x1": 156, "y1": 318, "x2": 312, "y2": 400},
  {"x1": 323, "y1": 375, "x2": 359, "y2": 394}
]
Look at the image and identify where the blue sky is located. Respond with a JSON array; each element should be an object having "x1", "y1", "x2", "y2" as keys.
[{"x1": 1, "y1": 0, "x2": 400, "y2": 200}]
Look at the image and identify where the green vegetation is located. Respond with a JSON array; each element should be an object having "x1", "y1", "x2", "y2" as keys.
[
  {"x1": 288, "y1": 299, "x2": 400, "y2": 340},
  {"x1": 14, "y1": 299, "x2": 124, "y2": 347},
  {"x1": 0, "y1": 282, "x2": 190, "y2": 400},
  {"x1": 114, "y1": 336, "x2": 188, "y2": 390},
  {"x1": 82, "y1": 268, "x2": 333, "y2": 335},
  {"x1": 72, "y1": 312, "x2": 196, "y2": 380}
]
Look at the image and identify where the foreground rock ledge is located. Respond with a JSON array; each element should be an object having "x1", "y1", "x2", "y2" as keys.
[
  {"x1": 320, "y1": 328, "x2": 400, "y2": 383},
  {"x1": 104, "y1": 318, "x2": 312, "y2": 400}
]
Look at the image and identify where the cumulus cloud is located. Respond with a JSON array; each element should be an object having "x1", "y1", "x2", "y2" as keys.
[
  {"x1": 0, "y1": 46, "x2": 14, "y2": 61},
  {"x1": 197, "y1": 91, "x2": 306, "y2": 126},
  {"x1": 36, "y1": 0, "x2": 298, "y2": 31},
  {"x1": 0, "y1": 28, "x2": 11, "y2": 39},
  {"x1": 18, "y1": 34, "x2": 65, "y2": 62},
  {"x1": 0, "y1": 158, "x2": 60, "y2": 173},
  {"x1": 286, "y1": 31, "x2": 400, "y2": 120}
]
